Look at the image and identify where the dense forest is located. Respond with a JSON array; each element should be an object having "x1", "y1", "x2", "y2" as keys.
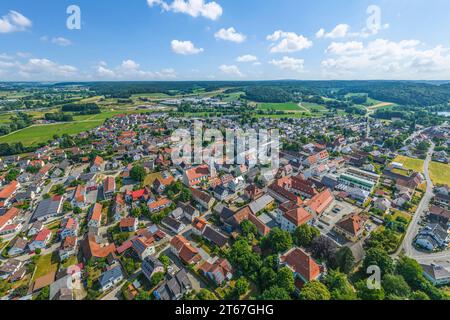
[
  {"x1": 79, "y1": 80, "x2": 450, "y2": 107},
  {"x1": 61, "y1": 103, "x2": 101, "y2": 114}
]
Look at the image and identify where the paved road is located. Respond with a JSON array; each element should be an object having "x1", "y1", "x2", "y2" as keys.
[
  {"x1": 400, "y1": 142, "x2": 435, "y2": 258},
  {"x1": 399, "y1": 140, "x2": 450, "y2": 264}
]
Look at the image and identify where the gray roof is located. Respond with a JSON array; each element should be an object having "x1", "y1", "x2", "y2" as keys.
[
  {"x1": 32, "y1": 197, "x2": 62, "y2": 221},
  {"x1": 162, "y1": 216, "x2": 183, "y2": 231},
  {"x1": 154, "y1": 269, "x2": 191, "y2": 300},
  {"x1": 248, "y1": 194, "x2": 274, "y2": 215},
  {"x1": 421, "y1": 263, "x2": 450, "y2": 282},
  {"x1": 99, "y1": 265, "x2": 123, "y2": 288},
  {"x1": 203, "y1": 226, "x2": 228, "y2": 248}
]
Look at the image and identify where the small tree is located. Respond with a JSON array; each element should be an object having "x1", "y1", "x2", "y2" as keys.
[
  {"x1": 130, "y1": 165, "x2": 146, "y2": 183},
  {"x1": 299, "y1": 280, "x2": 331, "y2": 300}
]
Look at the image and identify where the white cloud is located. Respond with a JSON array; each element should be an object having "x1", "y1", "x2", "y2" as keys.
[
  {"x1": 0, "y1": 10, "x2": 32, "y2": 33},
  {"x1": 95, "y1": 60, "x2": 177, "y2": 80},
  {"x1": 270, "y1": 56, "x2": 304, "y2": 73},
  {"x1": 214, "y1": 27, "x2": 246, "y2": 43},
  {"x1": 219, "y1": 64, "x2": 243, "y2": 77},
  {"x1": 51, "y1": 37, "x2": 73, "y2": 47},
  {"x1": 326, "y1": 41, "x2": 364, "y2": 55},
  {"x1": 147, "y1": 0, "x2": 223, "y2": 20},
  {"x1": 317, "y1": 22, "x2": 389, "y2": 39},
  {"x1": 171, "y1": 40, "x2": 204, "y2": 55},
  {"x1": 266, "y1": 30, "x2": 312, "y2": 53},
  {"x1": 316, "y1": 24, "x2": 350, "y2": 39},
  {"x1": 321, "y1": 39, "x2": 450, "y2": 79},
  {"x1": 236, "y1": 54, "x2": 258, "y2": 63},
  {"x1": 19, "y1": 58, "x2": 77, "y2": 78}
]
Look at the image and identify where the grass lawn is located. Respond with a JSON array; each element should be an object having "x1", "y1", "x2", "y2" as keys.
[
  {"x1": 392, "y1": 156, "x2": 424, "y2": 173},
  {"x1": 258, "y1": 102, "x2": 303, "y2": 112},
  {"x1": 62, "y1": 255, "x2": 78, "y2": 269},
  {"x1": 33, "y1": 252, "x2": 59, "y2": 280},
  {"x1": 144, "y1": 172, "x2": 163, "y2": 186},
  {"x1": 0, "y1": 121, "x2": 103, "y2": 146},
  {"x1": 429, "y1": 161, "x2": 450, "y2": 186}
]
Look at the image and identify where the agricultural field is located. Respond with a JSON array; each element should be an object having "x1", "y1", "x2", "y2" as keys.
[
  {"x1": 429, "y1": 161, "x2": 450, "y2": 186},
  {"x1": 0, "y1": 120, "x2": 103, "y2": 146},
  {"x1": 392, "y1": 155, "x2": 425, "y2": 173}
]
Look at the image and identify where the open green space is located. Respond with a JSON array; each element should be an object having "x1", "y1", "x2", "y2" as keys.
[
  {"x1": 429, "y1": 161, "x2": 450, "y2": 186},
  {"x1": 0, "y1": 120, "x2": 103, "y2": 146},
  {"x1": 392, "y1": 155, "x2": 424, "y2": 173},
  {"x1": 33, "y1": 252, "x2": 59, "y2": 280}
]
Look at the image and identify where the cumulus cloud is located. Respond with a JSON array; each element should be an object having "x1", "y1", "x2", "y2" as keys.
[
  {"x1": 171, "y1": 40, "x2": 204, "y2": 55},
  {"x1": 266, "y1": 30, "x2": 312, "y2": 53},
  {"x1": 0, "y1": 10, "x2": 32, "y2": 33},
  {"x1": 51, "y1": 37, "x2": 73, "y2": 47},
  {"x1": 236, "y1": 54, "x2": 258, "y2": 63},
  {"x1": 270, "y1": 56, "x2": 305, "y2": 73},
  {"x1": 317, "y1": 23, "x2": 389, "y2": 39},
  {"x1": 19, "y1": 58, "x2": 78, "y2": 78},
  {"x1": 321, "y1": 39, "x2": 450, "y2": 79},
  {"x1": 95, "y1": 60, "x2": 176, "y2": 80},
  {"x1": 219, "y1": 64, "x2": 243, "y2": 77},
  {"x1": 316, "y1": 24, "x2": 350, "y2": 39},
  {"x1": 214, "y1": 27, "x2": 246, "y2": 43},
  {"x1": 147, "y1": 0, "x2": 222, "y2": 20}
]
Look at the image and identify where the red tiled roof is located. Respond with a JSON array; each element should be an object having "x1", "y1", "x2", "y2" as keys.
[
  {"x1": 90, "y1": 203, "x2": 103, "y2": 222},
  {"x1": 0, "y1": 181, "x2": 18, "y2": 199},
  {"x1": 0, "y1": 207, "x2": 20, "y2": 229},
  {"x1": 306, "y1": 189, "x2": 334, "y2": 215},
  {"x1": 280, "y1": 247, "x2": 321, "y2": 282},
  {"x1": 103, "y1": 177, "x2": 115, "y2": 193},
  {"x1": 120, "y1": 217, "x2": 136, "y2": 229},
  {"x1": 34, "y1": 228, "x2": 51, "y2": 242},
  {"x1": 84, "y1": 235, "x2": 116, "y2": 259},
  {"x1": 336, "y1": 213, "x2": 363, "y2": 236}
]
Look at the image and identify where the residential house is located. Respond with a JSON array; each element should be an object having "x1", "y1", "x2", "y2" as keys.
[
  {"x1": 29, "y1": 229, "x2": 52, "y2": 251},
  {"x1": 59, "y1": 217, "x2": 79, "y2": 240},
  {"x1": 8, "y1": 237, "x2": 27, "y2": 257},
  {"x1": 119, "y1": 217, "x2": 138, "y2": 232},
  {"x1": 200, "y1": 257, "x2": 233, "y2": 286},
  {"x1": 0, "y1": 207, "x2": 21, "y2": 236},
  {"x1": 32, "y1": 195, "x2": 63, "y2": 222},
  {"x1": 178, "y1": 202, "x2": 200, "y2": 222},
  {"x1": 81, "y1": 235, "x2": 116, "y2": 261},
  {"x1": 90, "y1": 156, "x2": 104, "y2": 173},
  {"x1": 88, "y1": 203, "x2": 103, "y2": 229},
  {"x1": 28, "y1": 221, "x2": 44, "y2": 237},
  {"x1": 0, "y1": 259, "x2": 23, "y2": 280},
  {"x1": 334, "y1": 213, "x2": 367, "y2": 242},
  {"x1": 148, "y1": 197, "x2": 172, "y2": 213},
  {"x1": 202, "y1": 225, "x2": 229, "y2": 249},
  {"x1": 99, "y1": 265, "x2": 124, "y2": 292},
  {"x1": 421, "y1": 262, "x2": 450, "y2": 286},
  {"x1": 142, "y1": 256, "x2": 165, "y2": 282},
  {"x1": 170, "y1": 235, "x2": 202, "y2": 265},
  {"x1": 103, "y1": 176, "x2": 116, "y2": 199},
  {"x1": 162, "y1": 216, "x2": 186, "y2": 234},
  {"x1": 59, "y1": 236, "x2": 78, "y2": 261},
  {"x1": 190, "y1": 188, "x2": 214, "y2": 210},
  {"x1": 183, "y1": 165, "x2": 210, "y2": 187},
  {"x1": 131, "y1": 237, "x2": 155, "y2": 260},
  {"x1": 0, "y1": 180, "x2": 19, "y2": 208},
  {"x1": 153, "y1": 269, "x2": 192, "y2": 300},
  {"x1": 279, "y1": 247, "x2": 324, "y2": 292},
  {"x1": 71, "y1": 184, "x2": 87, "y2": 209}
]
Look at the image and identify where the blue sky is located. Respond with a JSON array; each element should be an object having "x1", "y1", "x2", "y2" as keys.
[{"x1": 1, "y1": 0, "x2": 450, "y2": 81}]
